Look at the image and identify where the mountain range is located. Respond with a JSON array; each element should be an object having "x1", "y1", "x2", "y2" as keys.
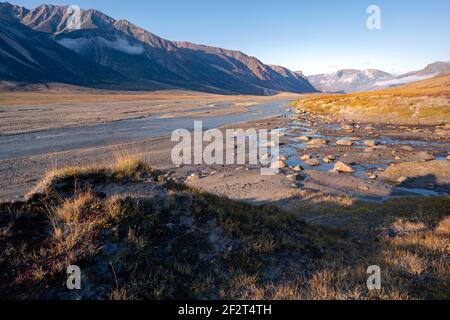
[
  {"x1": 307, "y1": 61, "x2": 450, "y2": 93},
  {"x1": 0, "y1": 2, "x2": 316, "y2": 95}
]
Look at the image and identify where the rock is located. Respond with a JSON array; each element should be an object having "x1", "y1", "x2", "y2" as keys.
[
  {"x1": 300, "y1": 154, "x2": 312, "y2": 161},
  {"x1": 263, "y1": 141, "x2": 276, "y2": 148},
  {"x1": 278, "y1": 155, "x2": 287, "y2": 161},
  {"x1": 341, "y1": 124, "x2": 354, "y2": 131},
  {"x1": 293, "y1": 165, "x2": 303, "y2": 172},
  {"x1": 417, "y1": 151, "x2": 436, "y2": 162},
  {"x1": 369, "y1": 174, "x2": 378, "y2": 180},
  {"x1": 364, "y1": 140, "x2": 378, "y2": 147},
  {"x1": 400, "y1": 145, "x2": 414, "y2": 151},
  {"x1": 307, "y1": 138, "x2": 327, "y2": 146},
  {"x1": 447, "y1": 155, "x2": 450, "y2": 161},
  {"x1": 336, "y1": 139, "x2": 353, "y2": 146},
  {"x1": 271, "y1": 160, "x2": 287, "y2": 169},
  {"x1": 297, "y1": 136, "x2": 311, "y2": 142},
  {"x1": 186, "y1": 174, "x2": 199, "y2": 183},
  {"x1": 304, "y1": 158, "x2": 321, "y2": 166},
  {"x1": 395, "y1": 156, "x2": 402, "y2": 160},
  {"x1": 326, "y1": 155, "x2": 336, "y2": 160},
  {"x1": 332, "y1": 161, "x2": 355, "y2": 173},
  {"x1": 396, "y1": 177, "x2": 408, "y2": 184},
  {"x1": 323, "y1": 157, "x2": 332, "y2": 163}
]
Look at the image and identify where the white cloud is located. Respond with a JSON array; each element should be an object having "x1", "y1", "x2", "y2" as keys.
[
  {"x1": 58, "y1": 36, "x2": 145, "y2": 55},
  {"x1": 374, "y1": 74, "x2": 437, "y2": 87}
]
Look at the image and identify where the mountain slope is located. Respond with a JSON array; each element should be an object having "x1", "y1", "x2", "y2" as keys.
[
  {"x1": 0, "y1": 10, "x2": 123, "y2": 86},
  {"x1": 309, "y1": 62, "x2": 450, "y2": 94},
  {"x1": 307, "y1": 69, "x2": 393, "y2": 93},
  {"x1": 0, "y1": 2, "x2": 316, "y2": 95},
  {"x1": 294, "y1": 73, "x2": 450, "y2": 125}
]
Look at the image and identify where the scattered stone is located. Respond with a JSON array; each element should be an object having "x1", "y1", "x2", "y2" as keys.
[
  {"x1": 364, "y1": 140, "x2": 378, "y2": 147},
  {"x1": 300, "y1": 154, "x2": 311, "y2": 161},
  {"x1": 304, "y1": 158, "x2": 321, "y2": 166},
  {"x1": 307, "y1": 138, "x2": 327, "y2": 147},
  {"x1": 447, "y1": 155, "x2": 450, "y2": 161},
  {"x1": 417, "y1": 151, "x2": 436, "y2": 162},
  {"x1": 271, "y1": 160, "x2": 287, "y2": 169},
  {"x1": 395, "y1": 156, "x2": 402, "y2": 160},
  {"x1": 396, "y1": 177, "x2": 408, "y2": 184},
  {"x1": 369, "y1": 174, "x2": 378, "y2": 180},
  {"x1": 332, "y1": 161, "x2": 355, "y2": 173},
  {"x1": 323, "y1": 157, "x2": 332, "y2": 163},
  {"x1": 297, "y1": 136, "x2": 311, "y2": 142},
  {"x1": 326, "y1": 155, "x2": 336, "y2": 160},
  {"x1": 293, "y1": 165, "x2": 303, "y2": 172},
  {"x1": 186, "y1": 174, "x2": 199, "y2": 183},
  {"x1": 263, "y1": 141, "x2": 276, "y2": 148},
  {"x1": 341, "y1": 124, "x2": 354, "y2": 131},
  {"x1": 400, "y1": 145, "x2": 414, "y2": 151},
  {"x1": 336, "y1": 139, "x2": 353, "y2": 146}
]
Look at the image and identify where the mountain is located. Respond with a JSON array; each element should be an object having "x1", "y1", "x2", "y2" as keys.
[
  {"x1": 373, "y1": 61, "x2": 450, "y2": 88},
  {"x1": 0, "y1": 2, "x2": 316, "y2": 95},
  {"x1": 307, "y1": 69, "x2": 393, "y2": 93},
  {"x1": 0, "y1": 10, "x2": 125, "y2": 86},
  {"x1": 308, "y1": 62, "x2": 450, "y2": 93}
]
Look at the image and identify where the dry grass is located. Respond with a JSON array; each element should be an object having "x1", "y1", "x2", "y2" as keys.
[
  {"x1": 380, "y1": 161, "x2": 450, "y2": 184},
  {"x1": 293, "y1": 74, "x2": 450, "y2": 125},
  {"x1": 1, "y1": 160, "x2": 449, "y2": 300}
]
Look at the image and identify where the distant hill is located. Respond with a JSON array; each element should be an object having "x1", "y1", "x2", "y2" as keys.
[
  {"x1": 308, "y1": 69, "x2": 393, "y2": 93},
  {"x1": 308, "y1": 62, "x2": 450, "y2": 93},
  {"x1": 0, "y1": 2, "x2": 316, "y2": 95},
  {"x1": 294, "y1": 73, "x2": 450, "y2": 125}
]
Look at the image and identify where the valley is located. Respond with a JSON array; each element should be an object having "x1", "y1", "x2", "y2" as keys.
[{"x1": 0, "y1": 0, "x2": 449, "y2": 302}]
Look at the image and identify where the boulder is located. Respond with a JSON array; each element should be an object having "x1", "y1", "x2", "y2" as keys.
[
  {"x1": 300, "y1": 154, "x2": 312, "y2": 161},
  {"x1": 304, "y1": 158, "x2": 321, "y2": 166},
  {"x1": 271, "y1": 160, "x2": 287, "y2": 169},
  {"x1": 297, "y1": 136, "x2": 311, "y2": 142},
  {"x1": 332, "y1": 161, "x2": 355, "y2": 173},
  {"x1": 336, "y1": 139, "x2": 353, "y2": 146},
  {"x1": 307, "y1": 138, "x2": 327, "y2": 147},
  {"x1": 364, "y1": 140, "x2": 378, "y2": 147},
  {"x1": 396, "y1": 176, "x2": 408, "y2": 184}
]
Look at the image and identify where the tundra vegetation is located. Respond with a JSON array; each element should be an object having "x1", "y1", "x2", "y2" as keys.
[
  {"x1": 1, "y1": 154, "x2": 448, "y2": 300},
  {"x1": 292, "y1": 73, "x2": 450, "y2": 125}
]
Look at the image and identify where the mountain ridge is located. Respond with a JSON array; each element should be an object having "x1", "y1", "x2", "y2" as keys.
[
  {"x1": 308, "y1": 62, "x2": 450, "y2": 93},
  {"x1": 0, "y1": 2, "x2": 316, "y2": 95}
]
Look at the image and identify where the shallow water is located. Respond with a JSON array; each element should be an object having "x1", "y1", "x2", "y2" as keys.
[{"x1": 0, "y1": 100, "x2": 291, "y2": 160}]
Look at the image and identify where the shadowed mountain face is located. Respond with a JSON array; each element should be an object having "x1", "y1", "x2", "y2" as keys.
[
  {"x1": 0, "y1": 2, "x2": 316, "y2": 95},
  {"x1": 0, "y1": 10, "x2": 126, "y2": 86}
]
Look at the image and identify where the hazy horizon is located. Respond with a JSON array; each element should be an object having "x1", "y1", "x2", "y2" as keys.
[{"x1": 6, "y1": 0, "x2": 450, "y2": 75}]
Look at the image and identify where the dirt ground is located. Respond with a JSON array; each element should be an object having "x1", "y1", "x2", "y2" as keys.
[{"x1": 1, "y1": 109, "x2": 449, "y2": 206}]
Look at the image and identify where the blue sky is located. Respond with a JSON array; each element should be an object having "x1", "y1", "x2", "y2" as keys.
[{"x1": 9, "y1": 0, "x2": 450, "y2": 75}]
